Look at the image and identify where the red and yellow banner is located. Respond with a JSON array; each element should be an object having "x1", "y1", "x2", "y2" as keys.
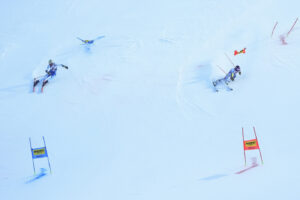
[{"x1": 244, "y1": 139, "x2": 259, "y2": 150}]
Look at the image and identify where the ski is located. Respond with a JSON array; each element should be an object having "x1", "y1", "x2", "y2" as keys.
[
  {"x1": 212, "y1": 80, "x2": 233, "y2": 92},
  {"x1": 41, "y1": 85, "x2": 45, "y2": 93},
  {"x1": 212, "y1": 81, "x2": 219, "y2": 92},
  {"x1": 226, "y1": 86, "x2": 233, "y2": 91},
  {"x1": 94, "y1": 35, "x2": 105, "y2": 41}
]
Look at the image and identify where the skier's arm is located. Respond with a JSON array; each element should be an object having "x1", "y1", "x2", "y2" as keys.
[{"x1": 45, "y1": 65, "x2": 50, "y2": 74}]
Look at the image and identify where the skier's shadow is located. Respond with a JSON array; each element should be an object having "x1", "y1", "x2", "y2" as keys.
[
  {"x1": 0, "y1": 83, "x2": 28, "y2": 93},
  {"x1": 198, "y1": 174, "x2": 228, "y2": 181},
  {"x1": 83, "y1": 45, "x2": 92, "y2": 53},
  {"x1": 0, "y1": 83, "x2": 28, "y2": 94}
]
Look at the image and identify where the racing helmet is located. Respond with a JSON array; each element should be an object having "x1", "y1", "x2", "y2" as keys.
[{"x1": 235, "y1": 65, "x2": 240, "y2": 72}]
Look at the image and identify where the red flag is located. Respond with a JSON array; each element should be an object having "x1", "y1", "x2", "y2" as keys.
[{"x1": 234, "y1": 48, "x2": 246, "y2": 56}]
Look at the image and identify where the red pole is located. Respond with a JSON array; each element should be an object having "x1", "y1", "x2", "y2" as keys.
[
  {"x1": 242, "y1": 127, "x2": 246, "y2": 166},
  {"x1": 287, "y1": 18, "x2": 298, "y2": 37},
  {"x1": 225, "y1": 53, "x2": 235, "y2": 67},
  {"x1": 271, "y1": 21, "x2": 278, "y2": 38},
  {"x1": 253, "y1": 126, "x2": 264, "y2": 165}
]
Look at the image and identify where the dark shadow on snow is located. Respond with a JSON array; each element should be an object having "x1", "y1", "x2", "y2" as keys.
[
  {"x1": 25, "y1": 168, "x2": 48, "y2": 184},
  {"x1": 199, "y1": 174, "x2": 228, "y2": 181}
]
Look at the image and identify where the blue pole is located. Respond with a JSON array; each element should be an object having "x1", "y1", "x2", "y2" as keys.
[
  {"x1": 43, "y1": 136, "x2": 52, "y2": 174},
  {"x1": 29, "y1": 138, "x2": 36, "y2": 174}
]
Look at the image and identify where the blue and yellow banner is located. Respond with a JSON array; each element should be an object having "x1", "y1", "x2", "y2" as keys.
[{"x1": 31, "y1": 147, "x2": 48, "y2": 159}]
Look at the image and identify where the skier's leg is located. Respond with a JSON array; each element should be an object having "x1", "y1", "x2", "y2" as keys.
[
  {"x1": 40, "y1": 75, "x2": 51, "y2": 93},
  {"x1": 42, "y1": 75, "x2": 50, "y2": 87},
  {"x1": 34, "y1": 74, "x2": 47, "y2": 86},
  {"x1": 213, "y1": 80, "x2": 217, "y2": 86},
  {"x1": 221, "y1": 78, "x2": 233, "y2": 90},
  {"x1": 214, "y1": 78, "x2": 224, "y2": 86},
  {"x1": 221, "y1": 77, "x2": 229, "y2": 85},
  {"x1": 33, "y1": 78, "x2": 40, "y2": 87}
]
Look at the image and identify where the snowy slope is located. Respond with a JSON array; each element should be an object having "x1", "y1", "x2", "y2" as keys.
[{"x1": 1, "y1": 0, "x2": 300, "y2": 199}]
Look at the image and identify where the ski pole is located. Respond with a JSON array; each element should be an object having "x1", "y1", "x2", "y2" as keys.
[
  {"x1": 287, "y1": 17, "x2": 298, "y2": 37},
  {"x1": 224, "y1": 53, "x2": 235, "y2": 67},
  {"x1": 271, "y1": 21, "x2": 278, "y2": 38},
  {"x1": 216, "y1": 65, "x2": 227, "y2": 75}
]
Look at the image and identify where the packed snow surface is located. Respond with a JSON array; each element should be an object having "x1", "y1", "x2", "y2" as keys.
[{"x1": 0, "y1": 0, "x2": 300, "y2": 199}]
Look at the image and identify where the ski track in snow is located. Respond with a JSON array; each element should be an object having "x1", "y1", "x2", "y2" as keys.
[{"x1": 176, "y1": 60, "x2": 213, "y2": 119}]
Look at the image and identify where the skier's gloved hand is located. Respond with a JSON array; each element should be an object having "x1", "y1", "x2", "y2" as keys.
[
  {"x1": 230, "y1": 77, "x2": 234, "y2": 81},
  {"x1": 239, "y1": 72, "x2": 241, "y2": 75}
]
